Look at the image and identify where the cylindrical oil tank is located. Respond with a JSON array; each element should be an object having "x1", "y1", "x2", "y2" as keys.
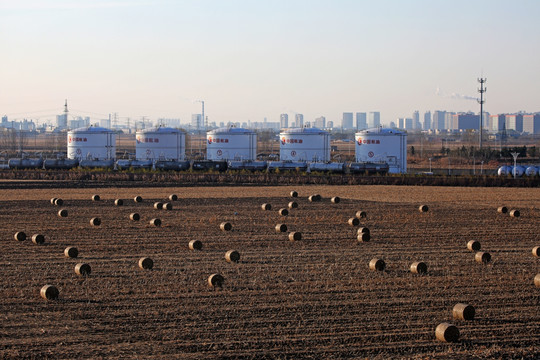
[
  {"x1": 267, "y1": 161, "x2": 308, "y2": 172},
  {"x1": 512, "y1": 166, "x2": 524, "y2": 177},
  {"x1": 497, "y1": 166, "x2": 510, "y2": 176},
  {"x1": 307, "y1": 162, "x2": 345, "y2": 173},
  {"x1": 227, "y1": 160, "x2": 268, "y2": 171},
  {"x1": 206, "y1": 127, "x2": 257, "y2": 161},
  {"x1": 355, "y1": 128, "x2": 407, "y2": 174},
  {"x1": 43, "y1": 158, "x2": 79, "y2": 170},
  {"x1": 67, "y1": 126, "x2": 116, "y2": 160},
  {"x1": 135, "y1": 127, "x2": 186, "y2": 161},
  {"x1": 116, "y1": 159, "x2": 153, "y2": 170},
  {"x1": 154, "y1": 160, "x2": 191, "y2": 171},
  {"x1": 279, "y1": 128, "x2": 330, "y2": 162},
  {"x1": 8, "y1": 158, "x2": 44, "y2": 169},
  {"x1": 525, "y1": 166, "x2": 538, "y2": 176}
]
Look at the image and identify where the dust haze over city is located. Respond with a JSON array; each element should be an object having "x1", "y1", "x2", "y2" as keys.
[{"x1": 1, "y1": 0, "x2": 539, "y2": 128}]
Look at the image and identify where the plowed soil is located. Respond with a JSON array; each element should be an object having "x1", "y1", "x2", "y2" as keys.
[{"x1": 1, "y1": 184, "x2": 539, "y2": 359}]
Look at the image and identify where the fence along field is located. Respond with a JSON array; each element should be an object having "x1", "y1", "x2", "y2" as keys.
[{"x1": 0, "y1": 184, "x2": 539, "y2": 358}]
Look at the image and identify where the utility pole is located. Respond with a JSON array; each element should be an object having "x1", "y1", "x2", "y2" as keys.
[{"x1": 478, "y1": 78, "x2": 487, "y2": 149}]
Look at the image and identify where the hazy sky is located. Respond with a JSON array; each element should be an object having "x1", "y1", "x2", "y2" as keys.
[{"x1": 1, "y1": 0, "x2": 539, "y2": 127}]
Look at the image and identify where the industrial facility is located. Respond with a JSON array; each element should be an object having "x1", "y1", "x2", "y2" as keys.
[
  {"x1": 207, "y1": 127, "x2": 257, "y2": 161},
  {"x1": 279, "y1": 127, "x2": 331, "y2": 162},
  {"x1": 355, "y1": 128, "x2": 407, "y2": 174}
]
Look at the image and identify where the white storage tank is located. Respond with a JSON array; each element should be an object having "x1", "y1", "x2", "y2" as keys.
[
  {"x1": 497, "y1": 166, "x2": 510, "y2": 176},
  {"x1": 206, "y1": 126, "x2": 257, "y2": 161},
  {"x1": 525, "y1": 166, "x2": 538, "y2": 176},
  {"x1": 67, "y1": 126, "x2": 116, "y2": 160},
  {"x1": 355, "y1": 128, "x2": 407, "y2": 174},
  {"x1": 136, "y1": 127, "x2": 186, "y2": 161},
  {"x1": 279, "y1": 127, "x2": 330, "y2": 162}
]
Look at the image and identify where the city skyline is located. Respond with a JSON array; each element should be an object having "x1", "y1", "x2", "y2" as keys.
[{"x1": 1, "y1": 0, "x2": 539, "y2": 127}]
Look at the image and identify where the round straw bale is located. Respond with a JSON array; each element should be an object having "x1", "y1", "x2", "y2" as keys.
[
  {"x1": 410, "y1": 261, "x2": 428, "y2": 274},
  {"x1": 467, "y1": 240, "x2": 481, "y2": 252},
  {"x1": 435, "y1": 323, "x2": 460, "y2": 343},
  {"x1": 154, "y1": 202, "x2": 164, "y2": 210},
  {"x1": 40, "y1": 285, "x2": 59, "y2": 301},
  {"x1": 290, "y1": 190, "x2": 298, "y2": 198},
  {"x1": 356, "y1": 211, "x2": 367, "y2": 219},
  {"x1": 278, "y1": 208, "x2": 289, "y2": 216},
  {"x1": 475, "y1": 251, "x2": 491, "y2": 264},
  {"x1": 134, "y1": 195, "x2": 143, "y2": 203},
  {"x1": 275, "y1": 223, "x2": 287, "y2": 233},
  {"x1": 357, "y1": 232, "x2": 370, "y2": 242},
  {"x1": 150, "y1": 218, "x2": 161, "y2": 227},
  {"x1": 138, "y1": 257, "x2": 154, "y2": 270},
  {"x1": 168, "y1": 194, "x2": 178, "y2": 201},
  {"x1": 58, "y1": 209, "x2": 68, "y2": 217},
  {"x1": 14, "y1": 231, "x2": 27, "y2": 241},
  {"x1": 308, "y1": 194, "x2": 321, "y2": 202},
  {"x1": 220, "y1": 222, "x2": 232, "y2": 231},
  {"x1": 288, "y1": 201, "x2": 298, "y2": 209},
  {"x1": 50, "y1": 198, "x2": 57, "y2": 205},
  {"x1": 533, "y1": 246, "x2": 540, "y2": 258},
  {"x1": 114, "y1": 199, "x2": 123, "y2": 206},
  {"x1": 497, "y1": 206, "x2": 507, "y2": 213},
  {"x1": 418, "y1": 205, "x2": 429, "y2": 212},
  {"x1": 129, "y1": 213, "x2": 140, "y2": 221},
  {"x1": 369, "y1": 258, "x2": 385, "y2": 271},
  {"x1": 208, "y1": 273, "x2": 224, "y2": 288},
  {"x1": 75, "y1": 263, "x2": 91, "y2": 276},
  {"x1": 31, "y1": 234, "x2": 45, "y2": 245},
  {"x1": 90, "y1": 217, "x2": 101, "y2": 226},
  {"x1": 453, "y1": 303, "x2": 475, "y2": 320},
  {"x1": 189, "y1": 239, "x2": 203, "y2": 251},
  {"x1": 92, "y1": 194, "x2": 100, "y2": 201},
  {"x1": 348, "y1": 218, "x2": 360, "y2": 226},
  {"x1": 331, "y1": 196, "x2": 341, "y2": 204},
  {"x1": 289, "y1": 232, "x2": 302, "y2": 241},
  {"x1": 358, "y1": 227, "x2": 370, "y2": 235},
  {"x1": 509, "y1": 209, "x2": 520, "y2": 217},
  {"x1": 261, "y1": 203, "x2": 272, "y2": 211},
  {"x1": 54, "y1": 198, "x2": 64, "y2": 206},
  {"x1": 64, "y1": 246, "x2": 78, "y2": 258},
  {"x1": 163, "y1": 202, "x2": 173, "y2": 210},
  {"x1": 535, "y1": 274, "x2": 540, "y2": 287},
  {"x1": 225, "y1": 250, "x2": 240, "y2": 263}
]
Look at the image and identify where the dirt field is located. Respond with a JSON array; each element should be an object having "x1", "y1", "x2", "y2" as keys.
[{"x1": 1, "y1": 184, "x2": 539, "y2": 359}]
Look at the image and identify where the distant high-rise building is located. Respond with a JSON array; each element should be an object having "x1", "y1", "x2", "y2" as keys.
[
  {"x1": 342, "y1": 112, "x2": 353, "y2": 129},
  {"x1": 295, "y1": 114, "x2": 304, "y2": 128},
  {"x1": 405, "y1": 118, "x2": 413, "y2": 130},
  {"x1": 412, "y1": 110, "x2": 420, "y2": 130},
  {"x1": 314, "y1": 116, "x2": 326, "y2": 129},
  {"x1": 100, "y1": 118, "x2": 111, "y2": 128},
  {"x1": 423, "y1": 111, "x2": 431, "y2": 130},
  {"x1": 505, "y1": 114, "x2": 523, "y2": 133},
  {"x1": 489, "y1": 114, "x2": 505, "y2": 133},
  {"x1": 368, "y1": 112, "x2": 380, "y2": 128},
  {"x1": 356, "y1": 112, "x2": 367, "y2": 130},
  {"x1": 389, "y1": 121, "x2": 396, "y2": 128},
  {"x1": 433, "y1": 111, "x2": 446, "y2": 130},
  {"x1": 191, "y1": 114, "x2": 202, "y2": 130},
  {"x1": 398, "y1": 118, "x2": 404, "y2": 129},
  {"x1": 453, "y1": 113, "x2": 479, "y2": 131},
  {"x1": 327, "y1": 120, "x2": 334, "y2": 128},
  {"x1": 1, "y1": 115, "x2": 7, "y2": 125},
  {"x1": 445, "y1": 112, "x2": 456, "y2": 130},
  {"x1": 523, "y1": 113, "x2": 540, "y2": 134},
  {"x1": 280, "y1": 114, "x2": 288, "y2": 129},
  {"x1": 56, "y1": 114, "x2": 68, "y2": 129}
]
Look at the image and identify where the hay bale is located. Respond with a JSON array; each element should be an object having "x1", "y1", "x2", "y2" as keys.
[
  {"x1": 308, "y1": 194, "x2": 321, "y2": 202},
  {"x1": 358, "y1": 227, "x2": 370, "y2": 235},
  {"x1": 220, "y1": 222, "x2": 232, "y2": 231},
  {"x1": 453, "y1": 303, "x2": 475, "y2": 320},
  {"x1": 169, "y1": 194, "x2": 178, "y2": 201},
  {"x1": 150, "y1": 218, "x2": 161, "y2": 227},
  {"x1": 40, "y1": 285, "x2": 59, "y2": 301},
  {"x1": 225, "y1": 250, "x2": 240, "y2": 263},
  {"x1": 418, "y1": 205, "x2": 429, "y2": 212},
  {"x1": 369, "y1": 258, "x2": 385, "y2": 271},
  {"x1": 92, "y1": 194, "x2": 100, "y2": 201},
  {"x1": 475, "y1": 251, "x2": 491, "y2": 264},
  {"x1": 510, "y1": 209, "x2": 520, "y2": 217},
  {"x1": 331, "y1": 196, "x2": 341, "y2": 204},
  {"x1": 54, "y1": 198, "x2": 64, "y2": 206},
  {"x1": 58, "y1": 209, "x2": 68, "y2": 217},
  {"x1": 163, "y1": 202, "x2": 173, "y2": 210},
  {"x1": 535, "y1": 274, "x2": 540, "y2": 287},
  {"x1": 50, "y1": 198, "x2": 57, "y2": 205},
  {"x1": 288, "y1": 201, "x2": 298, "y2": 209},
  {"x1": 154, "y1": 202, "x2": 164, "y2": 210},
  {"x1": 189, "y1": 239, "x2": 203, "y2": 251},
  {"x1": 275, "y1": 223, "x2": 287, "y2": 233},
  {"x1": 75, "y1": 263, "x2": 91, "y2": 276},
  {"x1": 435, "y1": 323, "x2": 460, "y2": 343},
  {"x1": 90, "y1": 217, "x2": 101, "y2": 226},
  {"x1": 138, "y1": 257, "x2": 153, "y2": 269},
  {"x1": 410, "y1": 261, "x2": 428, "y2": 274},
  {"x1": 533, "y1": 246, "x2": 540, "y2": 258},
  {"x1": 289, "y1": 232, "x2": 302, "y2": 241},
  {"x1": 261, "y1": 203, "x2": 272, "y2": 211},
  {"x1": 31, "y1": 234, "x2": 45, "y2": 245},
  {"x1": 64, "y1": 246, "x2": 78, "y2": 258},
  {"x1": 208, "y1": 273, "x2": 224, "y2": 288},
  {"x1": 290, "y1": 190, "x2": 298, "y2": 198},
  {"x1": 134, "y1": 195, "x2": 143, "y2": 203},
  {"x1": 278, "y1": 208, "x2": 289, "y2": 216},
  {"x1": 356, "y1": 211, "x2": 367, "y2": 219},
  {"x1": 357, "y1": 232, "x2": 370, "y2": 242},
  {"x1": 348, "y1": 218, "x2": 360, "y2": 226},
  {"x1": 497, "y1": 206, "x2": 507, "y2": 214},
  {"x1": 114, "y1": 199, "x2": 123, "y2": 206},
  {"x1": 467, "y1": 240, "x2": 481, "y2": 252},
  {"x1": 14, "y1": 231, "x2": 26, "y2": 241},
  {"x1": 129, "y1": 213, "x2": 140, "y2": 221}
]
